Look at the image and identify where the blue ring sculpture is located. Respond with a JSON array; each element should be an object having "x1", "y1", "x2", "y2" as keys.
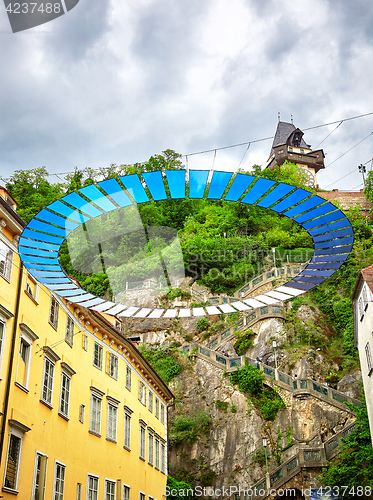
[{"x1": 18, "y1": 170, "x2": 354, "y2": 318}]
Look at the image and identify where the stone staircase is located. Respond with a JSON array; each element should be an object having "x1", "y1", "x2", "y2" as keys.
[{"x1": 181, "y1": 342, "x2": 362, "y2": 413}]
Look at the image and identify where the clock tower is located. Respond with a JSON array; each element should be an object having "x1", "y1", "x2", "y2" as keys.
[{"x1": 267, "y1": 121, "x2": 325, "y2": 188}]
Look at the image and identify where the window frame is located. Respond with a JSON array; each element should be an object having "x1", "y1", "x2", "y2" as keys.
[
  {"x1": 124, "y1": 410, "x2": 131, "y2": 451},
  {"x1": 65, "y1": 316, "x2": 74, "y2": 347},
  {"x1": 154, "y1": 437, "x2": 160, "y2": 470},
  {"x1": 148, "y1": 391, "x2": 153, "y2": 413},
  {"x1": 161, "y1": 442, "x2": 165, "y2": 473},
  {"x1": 104, "y1": 479, "x2": 116, "y2": 500},
  {"x1": 139, "y1": 424, "x2": 146, "y2": 460},
  {"x1": 86, "y1": 474, "x2": 99, "y2": 500},
  {"x1": 16, "y1": 330, "x2": 33, "y2": 390},
  {"x1": 107, "y1": 352, "x2": 118, "y2": 380},
  {"x1": 53, "y1": 461, "x2": 66, "y2": 500},
  {"x1": 138, "y1": 380, "x2": 147, "y2": 406},
  {"x1": 93, "y1": 342, "x2": 103, "y2": 370},
  {"x1": 148, "y1": 431, "x2": 154, "y2": 466},
  {"x1": 123, "y1": 485, "x2": 130, "y2": 500},
  {"x1": 32, "y1": 451, "x2": 48, "y2": 500},
  {"x1": 59, "y1": 372, "x2": 71, "y2": 419},
  {"x1": 125, "y1": 366, "x2": 131, "y2": 391},
  {"x1": 0, "y1": 240, "x2": 13, "y2": 282},
  {"x1": 49, "y1": 296, "x2": 59, "y2": 330},
  {"x1": 3, "y1": 427, "x2": 24, "y2": 492},
  {"x1": 160, "y1": 403, "x2": 165, "y2": 424},
  {"x1": 89, "y1": 391, "x2": 102, "y2": 436},
  {"x1": 41, "y1": 356, "x2": 55, "y2": 406},
  {"x1": 0, "y1": 319, "x2": 6, "y2": 377},
  {"x1": 365, "y1": 341, "x2": 373, "y2": 376},
  {"x1": 106, "y1": 402, "x2": 118, "y2": 442},
  {"x1": 155, "y1": 397, "x2": 159, "y2": 419}
]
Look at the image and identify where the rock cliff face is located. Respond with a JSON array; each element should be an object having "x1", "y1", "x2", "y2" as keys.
[{"x1": 168, "y1": 357, "x2": 354, "y2": 489}]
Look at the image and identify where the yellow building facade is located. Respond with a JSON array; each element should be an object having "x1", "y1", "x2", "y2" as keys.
[{"x1": 0, "y1": 190, "x2": 173, "y2": 500}]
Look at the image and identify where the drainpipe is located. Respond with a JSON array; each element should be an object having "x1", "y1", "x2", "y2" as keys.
[{"x1": 0, "y1": 262, "x2": 23, "y2": 466}]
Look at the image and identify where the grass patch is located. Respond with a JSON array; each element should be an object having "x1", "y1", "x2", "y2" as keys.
[{"x1": 139, "y1": 345, "x2": 183, "y2": 383}]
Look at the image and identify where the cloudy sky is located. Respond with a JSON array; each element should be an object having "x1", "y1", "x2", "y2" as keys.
[{"x1": 1, "y1": 0, "x2": 372, "y2": 191}]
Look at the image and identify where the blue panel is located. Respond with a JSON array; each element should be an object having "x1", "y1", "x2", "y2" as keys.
[
  {"x1": 98, "y1": 179, "x2": 132, "y2": 207},
  {"x1": 293, "y1": 203, "x2": 337, "y2": 224},
  {"x1": 313, "y1": 228, "x2": 354, "y2": 243},
  {"x1": 207, "y1": 171, "x2": 233, "y2": 199},
  {"x1": 315, "y1": 236, "x2": 354, "y2": 249},
  {"x1": 306, "y1": 263, "x2": 343, "y2": 270},
  {"x1": 242, "y1": 178, "x2": 276, "y2": 204},
  {"x1": 299, "y1": 270, "x2": 334, "y2": 277},
  {"x1": 119, "y1": 174, "x2": 149, "y2": 204},
  {"x1": 224, "y1": 174, "x2": 255, "y2": 201},
  {"x1": 284, "y1": 281, "x2": 316, "y2": 290},
  {"x1": 165, "y1": 170, "x2": 186, "y2": 199},
  {"x1": 68, "y1": 293, "x2": 97, "y2": 303},
  {"x1": 19, "y1": 255, "x2": 60, "y2": 265},
  {"x1": 28, "y1": 270, "x2": 67, "y2": 277},
  {"x1": 35, "y1": 209, "x2": 79, "y2": 231},
  {"x1": 293, "y1": 276, "x2": 326, "y2": 284},
  {"x1": 314, "y1": 245, "x2": 353, "y2": 256},
  {"x1": 310, "y1": 254, "x2": 349, "y2": 263},
  {"x1": 189, "y1": 170, "x2": 209, "y2": 198},
  {"x1": 45, "y1": 283, "x2": 80, "y2": 290},
  {"x1": 61, "y1": 192, "x2": 103, "y2": 218},
  {"x1": 79, "y1": 185, "x2": 117, "y2": 212},
  {"x1": 142, "y1": 171, "x2": 167, "y2": 201},
  {"x1": 27, "y1": 219, "x2": 68, "y2": 238},
  {"x1": 271, "y1": 188, "x2": 311, "y2": 213},
  {"x1": 256, "y1": 183, "x2": 294, "y2": 208},
  {"x1": 73, "y1": 297, "x2": 105, "y2": 307},
  {"x1": 284, "y1": 196, "x2": 325, "y2": 218},
  {"x1": 23, "y1": 263, "x2": 63, "y2": 272},
  {"x1": 19, "y1": 246, "x2": 58, "y2": 258},
  {"x1": 56, "y1": 289, "x2": 86, "y2": 297},
  {"x1": 308, "y1": 219, "x2": 351, "y2": 236},
  {"x1": 20, "y1": 228, "x2": 64, "y2": 244},
  {"x1": 47, "y1": 200, "x2": 89, "y2": 223},
  {"x1": 19, "y1": 237, "x2": 60, "y2": 251},
  {"x1": 303, "y1": 210, "x2": 345, "y2": 230},
  {"x1": 38, "y1": 278, "x2": 72, "y2": 284}
]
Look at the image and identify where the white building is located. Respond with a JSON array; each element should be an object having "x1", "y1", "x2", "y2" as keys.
[{"x1": 353, "y1": 265, "x2": 373, "y2": 445}]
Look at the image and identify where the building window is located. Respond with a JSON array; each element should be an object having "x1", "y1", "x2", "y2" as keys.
[
  {"x1": 365, "y1": 342, "x2": 373, "y2": 376},
  {"x1": 26, "y1": 274, "x2": 38, "y2": 302},
  {"x1": 79, "y1": 405, "x2": 85, "y2": 423},
  {"x1": 0, "y1": 320, "x2": 5, "y2": 375},
  {"x1": 105, "y1": 480, "x2": 116, "y2": 500},
  {"x1": 77, "y1": 483, "x2": 82, "y2": 500},
  {"x1": 148, "y1": 391, "x2": 153, "y2": 413},
  {"x1": 154, "y1": 437, "x2": 160, "y2": 469},
  {"x1": 16, "y1": 333, "x2": 33, "y2": 389},
  {"x1": 4, "y1": 433, "x2": 22, "y2": 490},
  {"x1": 155, "y1": 397, "x2": 159, "y2": 419},
  {"x1": 0, "y1": 240, "x2": 12, "y2": 281},
  {"x1": 148, "y1": 432, "x2": 153, "y2": 465},
  {"x1": 90, "y1": 393, "x2": 102, "y2": 435},
  {"x1": 65, "y1": 316, "x2": 74, "y2": 347},
  {"x1": 107, "y1": 352, "x2": 118, "y2": 380},
  {"x1": 32, "y1": 452, "x2": 47, "y2": 500},
  {"x1": 139, "y1": 424, "x2": 146, "y2": 460},
  {"x1": 49, "y1": 296, "x2": 59, "y2": 329},
  {"x1": 140, "y1": 493, "x2": 145, "y2": 500},
  {"x1": 93, "y1": 343, "x2": 103, "y2": 369},
  {"x1": 124, "y1": 412, "x2": 131, "y2": 450},
  {"x1": 42, "y1": 357, "x2": 55, "y2": 405},
  {"x1": 160, "y1": 403, "x2": 165, "y2": 424},
  {"x1": 126, "y1": 366, "x2": 131, "y2": 391},
  {"x1": 53, "y1": 462, "x2": 66, "y2": 500},
  {"x1": 87, "y1": 475, "x2": 99, "y2": 500},
  {"x1": 107, "y1": 403, "x2": 118, "y2": 442},
  {"x1": 82, "y1": 334, "x2": 88, "y2": 351},
  {"x1": 161, "y1": 442, "x2": 165, "y2": 473},
  {"x1": 138, "y1": 381, "x2": 147, "y2": 405},
  {"x1": 59, "y1": 373, "x2": 71, "y2": 418},
  {"x1": 123, "y1": 485, "x2": 130, "y2": 500}
]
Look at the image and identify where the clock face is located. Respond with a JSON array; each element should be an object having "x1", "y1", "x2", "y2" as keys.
[{"x1": 301, "y1": 167, "x2": 316, "y2": 188}]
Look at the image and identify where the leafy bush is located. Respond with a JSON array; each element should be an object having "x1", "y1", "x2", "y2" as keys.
[
  {"x1": 169, "y1": 410, "x2": 212, "y2": 447},
  {"x1": 230, "y1": 364, "x2": 264, "y2": 395},
  {"x1": 168, "y1": 288, "x2": 191, "y2": 301},
  {"x1": 196, "y1": 317, "x2": 209, "y2": 332},
  {"x1": 234, "y1": 330, "x2": 255, "y2": 355},
  {"x1": 166, "y1": 476, "x2": 196, "y2": 499},
  {"x1": 230, "y1": 403, "x2": 237, "y2": 413},
  {"x1": 139, "y1": 345, "x2": 183, "y2": 383},
  {"x1": 214, "y1": 400, "x2": 228, "y2": 412}
]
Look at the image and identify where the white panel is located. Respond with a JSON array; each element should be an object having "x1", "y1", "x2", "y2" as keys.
[
  {"x1": 230, "y1": 301, "x2": 251, "y2": 311},
  {"x1": 218, "y1": 304, "x2": 236, "y2": 313},
  {"x1": 119, "y1": 306, "x2": 140, "y2": 317},
  {"x1": 178, "y1": 309, "x2": 191, "y2": 317},
  {"x1": 147, "y1": 309, "x2": 164, "y2": 318},
  {"x1": 265, "y1": 291, "x2": 292, "y2": 301},
  {"x1": 192, "y1": 308, "x2": 206, "y2": 317},
  {"x1": 276, "y1": 286, "x2": 306, "y2": 296},
  {"x1": 255, "y1": 295, "x2": 279, "y2": 305},
  {"x1": 91, "y1": 301, "x2": 117, "y2": 312},
  {"x1": 243, "y1": 298, "x2": 266, "y2": 308},
  {"x1": 105, "y1": 304, "x2": 129, "y2": 315},
  {"x1": 133, "y1": 308, "x2": 152, "y2": 318},
  {"x1": 164, "y1": 309, "x2": 177, "y2": 318},
  {"x1": 205, "y1": 306, "x2": 221, "y2": 315}
]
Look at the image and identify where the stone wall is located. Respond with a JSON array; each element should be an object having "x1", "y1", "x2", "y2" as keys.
[{"x1": 317, "y1": 189, "x2": 372, "y2": 217}]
